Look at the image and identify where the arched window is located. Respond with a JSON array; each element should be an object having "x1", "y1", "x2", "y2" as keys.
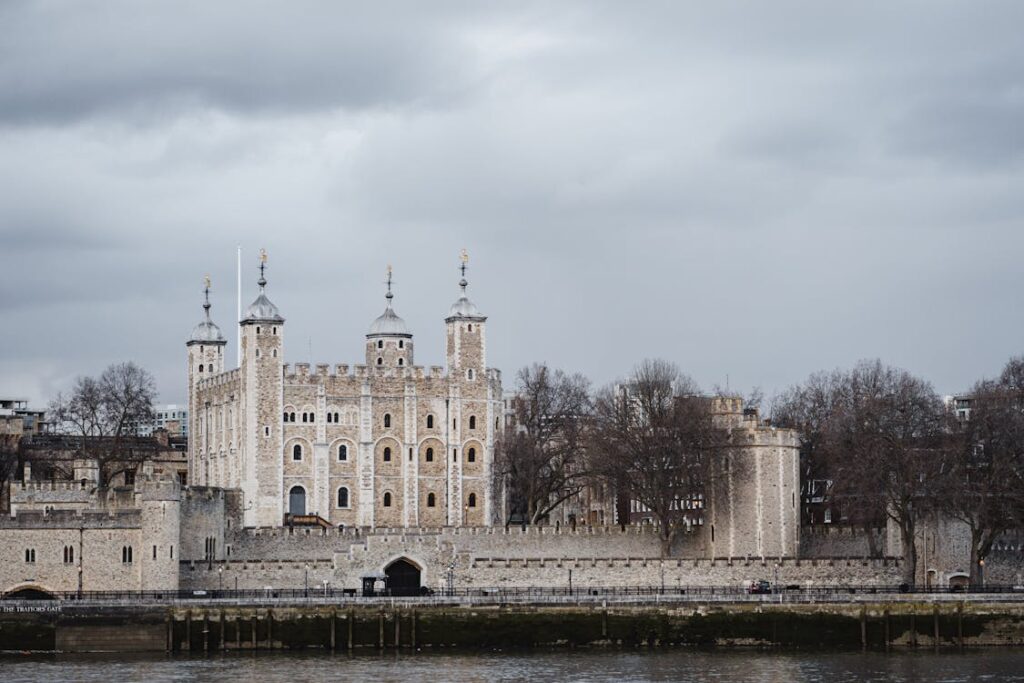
[
  {"x1": 309, "y1": 413, "x2": 315, "y2": 423},
  {"x1": 383, "y1": 447, "x2": 391, "y2": 462},
  {"x1": 377, "y1": 339, "x2": 383, "y2": 349},
  {"x1": 283, "y1": 411, "x2": 289, "y2": 422},
  {"x1": 384, "y1": 414, "x2": 391, "y2": 428},
  {"x1": 425, "y1": 447, "x2": 434, "y2": 462},
  {"x1": 469, "y1": 415, "x2": 476, "y2": 430},
  {"x1": 468, "y1": 324, "x2": 473, "y2": 332},
  {"x1": 289, "y1": 486, "x2": 306, "y2": 515},
  {"x1": 256, "y1": 326, "x2": 261, "y2": 334},
  {"x1": 468, "y1": 493, "x2": 477, "y2": 508},
  {"x1": 327, "y1": 413, "x2": 333, "y2": 423},
  {"x1": 467, "y1": 447, "x2": 476, "y2": 463},
  {"x1": 398, "y1": 358, "x2": 404, "y2": 366},
  {"x1": 427, "y1": 492, "x2": 436, "y2": 507},
  {"x1": 63, "y1": 545, "x2": 74, "y2": 564},
  {"x1": 333, "y1": 412, "x2": 339, "y2": 423},
  {"x1": 302, "y1": 413, "x2": 308, "y2": 423},
  {"x1": 25, "y1": 548, "x2": 35, "y2": 563},
  {"x1": 453, "y1": 448, "x2": 457, "y2": 462},
  {"x1": 383, "y1": 491, "x2": 392, "y2": 507},
  {"x1": 338, "y1": 444, "x2": 348, "y2": 461},
  {"x1": 290, "y1": 412, "x2": 296, "y2": 422},
  {"x1": 122, "y1": 546, "x2": 133, "y2": 564},
  {"x1": 199, "y1": 364, "x2": 204, "y2": 373},
  {"x1": 337, "y1": 487, "x2": 349, "y2": 508},
  {"x1": 426, "y1": 414, "x2": 434, "y2": 429},
  {"x1": 398, "y1": 339, "x2": 404, "y2": 349},
  {"x1": 468, "y1": 368, "x2": 474, "y2": 380},
  {"x1": 292, "y1": 444, "x2": 302, "y2": 461},
  {"x1": 376, "y1": 357, "x2": 383, "y2": 366},
  {"x1": 273, "y1": 326, "x2": 277, "y2": 335}
]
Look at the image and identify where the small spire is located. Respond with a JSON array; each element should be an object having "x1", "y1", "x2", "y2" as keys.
[
  {"x1": 459, "y1": 248, "x2": 469, "y2": 293},
  {"x1": 385, "y1": 264, "x2": 394, "y2": 306},
  {"x1": 202, "y1": 275, "x2": 212, "y2": 319},
  {"x1": 258, "y1": 248, "x2": 268, "y2": 289}
]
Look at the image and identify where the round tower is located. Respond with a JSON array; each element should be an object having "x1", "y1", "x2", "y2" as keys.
[
  {"x1": 239, "y1": 250, "x2": 285, "y2": 527},
  {"x1": 366, "y1": 265, "x2": 414, "y2": 368},
  {"x1": 186, "y1": 276, "x2": 227, "y2": 487}
]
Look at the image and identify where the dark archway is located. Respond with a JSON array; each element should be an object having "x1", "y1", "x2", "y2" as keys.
[
  {"x1": 384, "y1": 558, "x2": 422, "y2": 596},
  {"x1": 2, "y1": 587, "x2": 56, "y2": 600},
  {"x1": 289, "y1": 486, "x2": 306, "y2": 515}
]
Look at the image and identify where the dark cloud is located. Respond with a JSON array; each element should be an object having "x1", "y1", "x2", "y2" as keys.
[{"x1": 2, "y1": 1, "x2": 1023, "y2": 408}]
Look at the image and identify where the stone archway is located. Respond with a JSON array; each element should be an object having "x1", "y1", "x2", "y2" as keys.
[
  {"x1": 2, "y1": 584, "x2": 57, "y2": 600},
  {"x1": 384, "y1": 558, "x2": 422, "y2": 596},
  {"x1": 289, "y1": 486, "x2": 306, "y2": 515}
]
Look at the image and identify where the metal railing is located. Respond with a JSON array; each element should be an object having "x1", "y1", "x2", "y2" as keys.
[{"x1": 6, "y1": 583, "x2": 1024, "y2": 606}]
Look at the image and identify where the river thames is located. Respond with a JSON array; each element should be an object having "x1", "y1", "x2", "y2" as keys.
[{"x1": 2, "y1": 649, "x2": 1023, "y2": 682}]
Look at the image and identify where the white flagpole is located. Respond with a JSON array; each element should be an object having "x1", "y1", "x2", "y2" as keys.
[{"x1": 237, "y1": 246, "x2": 242, "y2": 368}]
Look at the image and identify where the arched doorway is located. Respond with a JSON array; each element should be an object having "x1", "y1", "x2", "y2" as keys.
[
  {"x1": 289, "y1": 486, "x2": 306, "y2": 515},
  {"x1": 385, "y1": 558, "x2": 422, "y2": 596}
]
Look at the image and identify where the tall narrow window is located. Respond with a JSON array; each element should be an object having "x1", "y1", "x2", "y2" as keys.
[
  {"x1": 384, "y1": 414, "x2": 391, "y2": 428},
  {"x1": 427, "y1": 493, "x2": 436, "y2": 507},
  {"x1": 399, "y1": 340, "x2": 404, "y2": 349},
  {"x1": 468, "y1": 493, "x2": 477, "y2": 508},
  {"x1": 383, "y1": 491, "x2": 392, "y2": 507},
  {"x1": 398, "y1": 358, "x2": 404, "y2": 366},
  {"x1": 337, "y1": 487, "x2": 349, "y2": 508},
  {"x1": 327, "y1": 413, "x2": 333, "y2": 423},
  {"x1": 425, "y1": 447, "x2": 434, "y2": 462},
  {"x1": 383, "y1": 447, "x2": 392, "y2": 462},
  {"x1": 293, "y1": 444, "x2": 302, "y2": 461},
  {"x1": 426, "y1": 415, "x2": 434, "y2": 429},
  {"x1": 378, "y1": 339, "x2": 383, "y2": 349},
  {"x1": 377, "y1": 357, "x2": 383, "y2": 366},
  {"x1": 338, "y1": 444, "x2": 348, "y2": 461},
  {"x1": 469, "y1": 415, "x2": 476, "y2": 430},
  {"x1": 25, "y1": 548, "x2": 35, "y2": 563},
  {"x1": 467, "y1": 447, "x2": 476, "y2": 463}
]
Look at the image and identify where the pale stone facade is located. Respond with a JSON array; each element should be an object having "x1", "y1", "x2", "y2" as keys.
[{"x1": 187, "y1": 260, "x2": 503, "y2": 529}]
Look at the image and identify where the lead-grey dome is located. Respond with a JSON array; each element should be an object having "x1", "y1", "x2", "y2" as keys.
[
  {"x1": 445, "y1": 277, "x2": 487, "y2": 322},
  {"x1": 190, "y1": 319, "x2": 225, "y2": 343},
  {"x1": 187, "y1": 281, "x2": 227, "y2": 346},
  {"x1": 243, "y1": 292, "x2": 284, "y2": 323},
  {"x1": 367, "y1": 306, "x2": 411, "y2": 337}
]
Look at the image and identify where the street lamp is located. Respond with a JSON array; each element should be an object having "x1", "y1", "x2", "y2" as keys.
[
  {"x1": 304, "y1": 564, "x2": 310, "y2": 597},
  {"x1": 218, "y1": 566, "x2": 223, "y2": 594},
  {"x1": 979, "y1": 559, "x2": 985, "y2": 589},
  {"x1": 446, "y1": 559, "x2": 456, "y2": 596}
]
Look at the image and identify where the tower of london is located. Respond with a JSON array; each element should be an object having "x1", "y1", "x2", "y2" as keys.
[{"x1": 186, "y1": 253, "x2": 503, "y2": 529}]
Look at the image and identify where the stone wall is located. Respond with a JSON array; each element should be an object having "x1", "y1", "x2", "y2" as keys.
[{"x1": 801, "y1": 525, "x2": 886, "y2": 558}]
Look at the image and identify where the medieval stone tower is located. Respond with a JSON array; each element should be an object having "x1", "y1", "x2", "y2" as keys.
[{"x1": 187, "y1": 251, "x2": 503, "y2": 530}]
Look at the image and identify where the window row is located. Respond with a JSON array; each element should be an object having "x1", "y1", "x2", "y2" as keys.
[
  {"x1": 23, "y1": 545, "x2": 165, "y2": 565},
  {"x1": 315, "y1": 443, "x2": 482, "y2": 463},
  {"x1": 376, "y1": 339, "x2": 407, "y2": 349},
  {"x1": 283, "y1": 412, "x2": 315, "y2": 423}
]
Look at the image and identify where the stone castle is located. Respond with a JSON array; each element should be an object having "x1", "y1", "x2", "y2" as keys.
[
  {"x1": 3, "y1": 252, "x2": 1014, "y2": 597},
  {"x1": 186, "y1": 255, "x2": 502, "y2": 530}
]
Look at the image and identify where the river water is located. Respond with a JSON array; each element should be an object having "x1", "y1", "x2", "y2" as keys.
[{"x1": 2, "y1": 650, "x2": 1023, "y2": 682}]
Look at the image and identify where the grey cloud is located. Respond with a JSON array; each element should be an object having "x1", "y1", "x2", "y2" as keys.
[{"x1": 1, "y1": 1, "x2": 1023, "y2": 409}]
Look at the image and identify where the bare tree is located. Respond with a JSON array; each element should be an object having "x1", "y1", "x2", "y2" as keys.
[
  {"x1": 772, "y1": 369, "x2": 885, "y2": 556},
  {"x1": 495, "y1": 363, "x2": 591, "y2": 526},
  {"x1": 0, "y1": 432, "x2": 24, "y2": 512},
  {"x1": 48, "y1": 362, "x2": 158, "y2": 488},
  {"x1": 940, "y1": 365, "x2": 1024, "y2": 584},
  {"x1": 828, "y1": 360, "x2": 946, "y2": 584},
  {"x1": 590, "y1": 359, "x2": 727, "y2": 556}
]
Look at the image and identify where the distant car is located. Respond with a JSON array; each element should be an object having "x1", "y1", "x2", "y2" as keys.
[{"x1": 747, "y1": 580, "x2": 772, "y2": 594}]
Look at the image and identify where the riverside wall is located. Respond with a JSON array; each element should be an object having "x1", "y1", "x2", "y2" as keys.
[{"x1": 6, "y1": 600, "x2": 1024, "y2": 652}]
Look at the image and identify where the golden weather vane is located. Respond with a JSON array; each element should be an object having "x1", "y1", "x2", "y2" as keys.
[
  {"x1": 203, "y1": 274, "x2": 211, "y2": 290},
  {"x1": 460, "y1": 248, "x2": 469, "y2": 264},
  {"x1": 259, "y1": 248, "x2": 268, "y2": 263}
]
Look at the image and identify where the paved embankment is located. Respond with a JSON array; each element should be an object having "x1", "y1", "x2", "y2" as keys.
[{"x1": 4, "y1": 595, "x2": 1024, "y2": 653}]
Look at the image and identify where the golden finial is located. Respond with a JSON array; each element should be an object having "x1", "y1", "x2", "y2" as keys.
[
  {"x1": 203, "y1": 274, "x2": 211, "y2": 290},
  {"x1": 259, "y1": 248, "x2": 268, "y2": 263},
  {"x1": 386, "y1": 263, "x2": 393, "y2": 276},
  {"x1": 460, "y1": 248, "x2": 469, "y2": 264}
]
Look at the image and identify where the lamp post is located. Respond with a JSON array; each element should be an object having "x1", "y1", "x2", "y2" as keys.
[
  {"x1": 218, "y1": 566, "x2": 223, "y2": 594},
  {"x1": 446, "y1": 559, "x2": 456, "y2": 596},
  {"x1": 568, "y1": 569, "x2": 573, "y2": 596},
  {"x1": 304, "y1": 564, "x2": 310, "y2": 597},
  {"x1": 979, "y1": 559, "x2": 985, "y2": 589}
]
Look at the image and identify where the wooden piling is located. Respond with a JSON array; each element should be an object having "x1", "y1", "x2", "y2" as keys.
[
  {"x1": 884, "y1": 610, "x2": 890, "y2": 652},
  {"x1": 184, "y1": 611, "x2": 191, "y2": 652},
  {"x1": 203, "y1": 614, "x2": 209, "y2": 653},
  {"x1": 378, "y1": 610, "x2": 385, "y2": 650},
  {"x1": 411, "y1": 610, "x2": 417, "y2": 650},
  {"x1": 394, "y1": 611, "x2": 401, "y2": 649},
  {"x1": 933, "y1": 606, "x2": 940, "y2": 652},
  {"x1": 251, "y1": 616, "x2": 257, "y2": 650},
  {"x1": 957, "y1": 602, "x2": 964, "y2": 650},
  {"x1": 860, "y1": 607, "x2": 867, "y2": 651},
  {"x1": 330, "y1": 610, "x2": 336, "y2": 651},
  {"x1": 347, "y1": 610, "x2": 354, "y2": 652}
]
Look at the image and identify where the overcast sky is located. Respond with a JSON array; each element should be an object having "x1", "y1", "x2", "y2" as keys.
[{"x1": 1, "y1": 1, "x2": 1023, "y2": 408}]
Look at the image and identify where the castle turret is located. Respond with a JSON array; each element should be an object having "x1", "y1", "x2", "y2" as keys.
[
  {"x1": 366, "y1": 265, "x2": 414, "y2": 369},
  {"x1": 445, "y1": 250, "x2": 487, "y2": 377},
  {"x1": 187, "y1": 277, "x2": 227, "y2": 487},
  {"x1": 239, "y1": 250, "x2": 285, "y2": 527}
]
